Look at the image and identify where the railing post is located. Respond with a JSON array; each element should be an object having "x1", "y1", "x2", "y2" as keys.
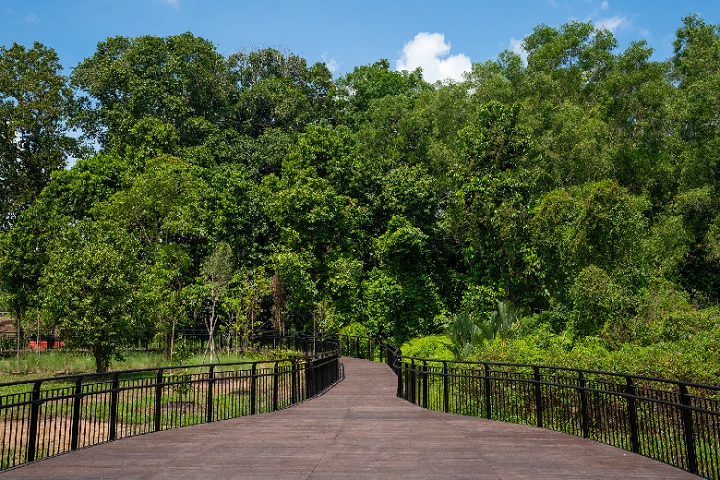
[
  {"x1": 579, "y1": 372, "x2": 589, "y2": 438},
  {"x1": 206, "y1": 365, "x2": 215, "y2": 423},
  {"x1": 109, "y1": 373, "x2": 120, "y2": 441},
  {"x1": 679, "y1": 384, "x2": 698, "y2": 475},
  {"x1": 26, "y1": 381, "x2": 41, "y2": 463},
  {"x1": 70, "y1": 376, "x2": 83, "y2": 451},
  {"x1": 443, "y1": 361, "x2": 449, "y2": 413},
  {"x1": 316, "y1": 356, "x2": 323, "y2": 391},
  {"x1": 334, "y1": 354, "x2": 340, "y2": 383},
  {"x1": 250, "y1": 363, "x2": 257, "y2": 415},
  {"x1": 305, "y1": 358, "x2": 313, "y2": 399},
  {"x1": 397, "y1": 358, "x2": 403, "y2": 398},
  {"x1": 533, "y1": 366, "x2": 543, "y2": 429},
  {"x1": 291, "y1": 357, "x2": 297, "y2": 404},
  {"x1": 484, "y1": 364, "x2": 492, "y2": 420},
  {"x1": 625, "y1": 376, "x2": 639, "y2": 454},
  {"x1": 273, "y1": 362, "x2": 279, "y2": 411},
  {"x1": 410, "y1": 359, "x2": 416, "y2": 405},
  {"x1": 422, "y1": 361, "x2": 428, "y2": 409},
  {"x1": 403, "y1": 359, "x2": 409, "y2": 399},
  {"x1": 154, "y1": 369, "x2": 164, "y2": 432}
]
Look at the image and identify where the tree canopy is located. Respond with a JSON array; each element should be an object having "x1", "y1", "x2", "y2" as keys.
[{"x1": 2, "y1": 17, "x2": 720, "y2": 375}]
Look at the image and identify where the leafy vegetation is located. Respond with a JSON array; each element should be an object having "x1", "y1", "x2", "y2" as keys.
[{"x1": 1, "y1": 16, "x2": 719, "y2": 380}]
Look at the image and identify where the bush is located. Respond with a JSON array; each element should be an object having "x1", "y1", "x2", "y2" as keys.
[
  {"x1": 401, "y1": 335, "x2": 454, "y2": 361},
  {"x1": 339, "y1": 322, "x2": 370, "y2": 338},
  {"x1": 569, "y1": 265, "x2": 633, "y2": 338}
]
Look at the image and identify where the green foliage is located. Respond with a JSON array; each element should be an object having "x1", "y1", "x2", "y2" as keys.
[
  {"x1": 401, "y1": 335, "x2": 454, "y2": 361},
  {"x1": 2, "y1": 16, "x2": 720, "y2": 383},
  {"x1": 484, "y1": 301, "x2": 518, "y2": 341},
  {"x1": 0, "y1": 41, "x2": 80, "y2": 230},
  {"x1": 71, "y1": 32, "x2": 233, "y2": 150},
  {"x1": 365, "y1": 216, "x2": 443, "y2": 344},
  {"x1": 39, "y1": 220, "x2": 146, "y2": 372},
  {"x1": 337, "y1": 59, "x2": 429, "y2": 124},
  {"x1": 569, "y1": 265, "x2": 632, "y2": 338},
  {"x1": 338, "y1": 322, "x2": 369, "y2": 338},
  {"x1": 442, "y1": 312, "x2": 485, "y2": 360},
  {"x1": 612, "y1": 279, "x2": 719, "y2": 346},
  {"x1": 230, "y1": 48, "x2": 337, "y2": 136},
  {"x1": 461, "y1": 285, "x2": 506, "y2": 317}
]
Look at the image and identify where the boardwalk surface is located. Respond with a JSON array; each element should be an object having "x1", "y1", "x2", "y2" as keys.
[{"x1": 3, "y1": 357, "x2": 697, "y2": 479}]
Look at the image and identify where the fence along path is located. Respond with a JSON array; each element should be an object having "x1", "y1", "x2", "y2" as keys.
[{"x1": 2, "y1": 357, "x2": 697, "y2": 480}]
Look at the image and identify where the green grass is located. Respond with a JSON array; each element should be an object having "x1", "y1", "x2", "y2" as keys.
[{"x1": 0, "y1": 347, "x2": 295, "y2": 385}]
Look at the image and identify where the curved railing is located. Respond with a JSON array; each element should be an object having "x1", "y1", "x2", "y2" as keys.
[
  {"x1": 0, "y1": 334, "x2": 341, "y2": 471},
  {"x1": 338, "y1": 335, "x2": 720, "y2": 480}
]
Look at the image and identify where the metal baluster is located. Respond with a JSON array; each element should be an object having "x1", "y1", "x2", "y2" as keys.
[
  {"x1": 534, "y1": 366, "x2": 543, "y2": 429},
  {"x1": 70, "y1": 376, "x2": 83, "y2": 450},
  {"x1": 484, "y1": 364, "x2": 492, "y2": 420},
  {"x1": 443, "y1": 361, "x2": 449, "y2": 413},
  {"x1": 410, "y1": 359, "x2": 416, "y2": 405},
  {"x1": 422, "y1": 361, "x2": 428, "y2": 408},
  {"x1": 679, "y1": 384, "x2": 698, "y2": 475},
  {"x1": 206, "y1": 365, "x2": 215, "y2": 423},
  {"x1": 250, "y1": 363, "x2": 258, "y2": 415},
  {"x1": 579, "y1": 372, "x2": 589, "y2": 439},
  {"x1": 626, "y1": 376, "x2": 639, "y2": 454},
  {"x1": 154, "y1": 369, "x2": 164, "y2": 432},
  {"x1": 26, "y1": 381, "x2": 41, "y2": 463},
  {"x1": 305, "y1": 359, "x2": 313, "y2": 399},
  {"x1": 273, "y1": 362, "x2": 279, "y2": 411},
  {"x1": 109, "y1": 373, "x2": 120, "y2": 441},
  {"x1": 291, "y1": 357, "x2": 297, "y2": 404}
]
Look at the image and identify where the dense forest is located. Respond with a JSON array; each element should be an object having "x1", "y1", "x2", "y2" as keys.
[{"x1": 1, "y1": 16, "x2": 719, "y2": 377}]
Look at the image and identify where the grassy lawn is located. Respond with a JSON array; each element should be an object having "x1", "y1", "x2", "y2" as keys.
[{"x1": 0, "y1": 349, "x2": 284, "y2": 384}]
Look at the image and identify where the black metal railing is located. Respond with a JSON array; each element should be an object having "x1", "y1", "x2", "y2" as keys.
[
  {"x1": 339, "y1": 335, "x2": 720, "y2": 480},
  {"x1": 0, "y1": 334, "x2": 341, "y2": 471}
]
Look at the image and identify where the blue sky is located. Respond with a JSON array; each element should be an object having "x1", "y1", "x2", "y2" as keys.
[{"x1": 1, "y1": 0, "x2": 719, "y2": 82}]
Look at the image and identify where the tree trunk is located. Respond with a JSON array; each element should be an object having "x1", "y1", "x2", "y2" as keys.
[
  {"x1": 205, "y1": 293, "x2": 218, "y2": 363},
  {"x1": 169, "y1": 316, "x2": 176, "y2": 363},
  {"x1": 94, "y1": 343, "x2": 107, "y2": 373},
  {"x1": 15, "y1": 314, "x2": 21, "y2": 372}
]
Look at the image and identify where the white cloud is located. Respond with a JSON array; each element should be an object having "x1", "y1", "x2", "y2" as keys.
[
  {"x1": 595, "y1": 15, "x2": 629, "y2": 33},
  {"x1": 600, "y1": 1, "x2": 609, "y2": 9},
  {"x1": 24, "y1": 13, "x2": 39, "y2": 24},
  {"x1": 321, "y1": 53, "x2": 339, "y2": 74},
  {"x1": 508, "y1": 37, "x2": 528, "y2": 63},
  {"x1": 157, "y1": 0, "x2": 179, "y2": 7},
  {"x1": 396, "y1": 32, "x2": 471, "y2": 83}
]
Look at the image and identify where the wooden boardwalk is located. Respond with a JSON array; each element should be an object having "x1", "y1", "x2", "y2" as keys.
[{"x1": 2, "y1": 357, "x2": 698, "y2": 479}]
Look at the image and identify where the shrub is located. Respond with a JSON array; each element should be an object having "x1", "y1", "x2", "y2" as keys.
[{"x1": 401, "y1": 335, "x2": 454, "y2": 361}]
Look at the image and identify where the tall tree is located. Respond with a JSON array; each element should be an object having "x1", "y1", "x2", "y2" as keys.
[
  {"x1": 229, "y1": 48, "x2": 337, "y2": 136},
  {"x1": 0, "y1": 42, "x2": 78, "y2": 230},
  {"x1": 198, "y1": 242, "x2": 234, "y2": 362},
  {"x1": 39, "y1": 220, "x2": 144, "y2": 372},
  {"x1": 337, "y1": 59, "x2": 429, "y2": 125},
  {"x1": 71, "y1": 33, "x2": 233, "y2": 151}
]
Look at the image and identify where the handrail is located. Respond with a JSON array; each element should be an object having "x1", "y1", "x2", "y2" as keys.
[
  {"x1": 0, "y1": 334, "x2": 341, "y2": 471},
  {"x1": 338, "y1": 334, "x2": 720, "y2": 480}
]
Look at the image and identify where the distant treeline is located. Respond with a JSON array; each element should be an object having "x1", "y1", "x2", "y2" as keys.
[{"x1": 1, "y1": 16, "x2": 719, "y2": 374}]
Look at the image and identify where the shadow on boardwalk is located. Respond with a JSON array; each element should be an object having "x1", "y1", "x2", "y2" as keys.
[{"x1": 2, "y1": 357, "x2": 697, "y2": 479}]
